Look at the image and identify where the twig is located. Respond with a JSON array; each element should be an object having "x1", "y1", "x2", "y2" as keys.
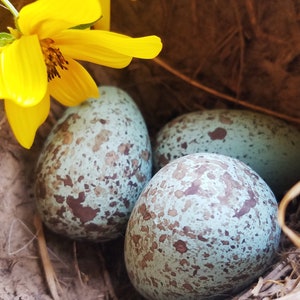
[
  {"x1": 73, "y1": 241, "x2": 86, "y2": 287},
  {"x1": 34, "y1": 214, "x2": 62, "y2": 300},
  {"x1": 231, "y1": 0, "x2": 245, "y2": 99},
  {"x1": 153, "y1": 57, "x2": 300, "y2": 124},
  {"x1": 97, "y1": 246, "x2": 118, "y2": 300},
  {"x1": 278, "y1": 182, "x2": 300, "y2": 248}
]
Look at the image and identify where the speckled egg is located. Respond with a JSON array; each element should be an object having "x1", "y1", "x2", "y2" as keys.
[
  {"x1": 154, "y1": 109, "x2": 300, "y2": 198},
  {"x1": 35, "y1": 86, "x2": 152, "y2": 241},
  {"x1": 125, "y1": 153, "x2": 281, "y2": 300}
]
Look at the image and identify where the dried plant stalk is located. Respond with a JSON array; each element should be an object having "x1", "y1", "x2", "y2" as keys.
[
  {"x1": 34, "y1": 214, "x2": 62, "y2": 300},
  {"x1": 278, "y1": 182, "x2": 300, "y2": 248},
  {"x1": 154, "y1": 58, "x2": 300, "y2": 125}
]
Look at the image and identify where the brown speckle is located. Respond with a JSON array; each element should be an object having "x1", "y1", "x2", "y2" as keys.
[
  {"x1": 183, "y1": 283, "x2": 193, "y2": 291},
  {"x1": 92, "y1": 129, "x2": 111, "y2": 152},
  {"x1": 56, "y1": 175, "x2": 73, "y2": 187},
  {"x1": 140, "y1": 150, "x2": 150, "y2": 161},
  {"x1": 173, "y1": 240, "x2": 188, "y2": 253},
  {"x1": 66, "y1": 192, "x2": 100, "y2": 223},
  {"x1": 181, "y1": 142, "x2": 187, "y2": 149},
  {"x1": 118, "y1": 143, "x2": 132, "y2": 155},
  {"x1": 159, "y1": 234, "x2": 167, "y2": 242},
  {"x1": 233, "y1": 189, "x2": 257, "y2": 218},
  {"x1": 219, "y1": 114, "x2": 233, "y2": 124},
  {"x1": 184, "y1": 181, "x2": 200, "y2": 196},
  {"x1": 198, "y1": 235, "x2": 209, "y2": 242},
  {"x1": 138, "y1": 203, "x2": 152, "y2": 220},
  {"x1": 208, "y1": 127, "x2": 227, "y2": 140},
  {"x1": 105, "y1": 151, "x2": 119, "y2": 166},
  {"x1": 62, "y1": 132, "x2": 73, "y2": 144},
  {"x1": 204, "y1": 263, "x2": 214, "y2": 269},
  {"x1": 54, "y1": 195, "x2": 64, "y2": 204},
  {"x1": 168, "y1": 209, "x2": 178, "y2": 216}
]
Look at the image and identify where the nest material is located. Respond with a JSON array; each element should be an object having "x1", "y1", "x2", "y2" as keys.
[{"x1": 0, "y1": 1, "x2": 299, "y2": 299}]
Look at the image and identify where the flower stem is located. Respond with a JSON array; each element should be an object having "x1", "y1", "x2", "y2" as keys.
[{"x1": 1, "y1": 0, "x2": 18, "y2": 18}]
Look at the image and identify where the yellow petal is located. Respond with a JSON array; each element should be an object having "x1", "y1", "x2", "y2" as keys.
[
  {"x1": 53, "y1": 30, "x2": 162, "y2": 68},
  {"x1": 17, "y1": 0, "x2": 101, "y2": 38},
  {"x1": 5, "y1": 93, "x2": 50, "y2": 149},
  {"x1": 1, "y1": 35, "x2": 47, "y2": 107},
  {"x1": 48, "y1": 58, "x2": 99, "y2": 106},
  {"x1": 0, "y1": 57, "x2": 8, "y2": 99},
  {"x1": 94, "y1": 0, "x2": 110, "y2": 30}
]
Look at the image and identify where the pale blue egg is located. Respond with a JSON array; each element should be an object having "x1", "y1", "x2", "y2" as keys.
[
  {"x1": 125, "y1": 153, "x2": 281, "y2": 299},
  {"x1": 154, "y1": 110, "x2": 300, "y2": 198},
  {"x1": 35, "y1": 86, "x2": 152, "y2": 241}
]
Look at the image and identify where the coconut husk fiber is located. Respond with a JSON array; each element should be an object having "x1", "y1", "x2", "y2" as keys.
[{"x1": 0, "y1": 0, "x2": 300, "y2": 299}]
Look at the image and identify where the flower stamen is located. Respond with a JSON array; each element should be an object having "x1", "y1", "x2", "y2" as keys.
[{"x1": 40, "y1": 38, "x2": 69, "y2": 81}]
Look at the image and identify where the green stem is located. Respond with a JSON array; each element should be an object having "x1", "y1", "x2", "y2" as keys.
[{"x1": 1, "y1": 0, "x2": 18, "y2": 18}]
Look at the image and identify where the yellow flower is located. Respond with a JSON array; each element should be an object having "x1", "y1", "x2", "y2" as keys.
[
  {"x1": 95, "y1": 0, "x2": 110, "y2": 30},
  {"x1": 0, "y1": 0, "x2": 162, "y2": 148}
]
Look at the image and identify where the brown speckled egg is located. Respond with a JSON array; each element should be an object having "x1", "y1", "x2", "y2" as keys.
[
  {"x1": 35, "y1": 86, "x2": 152, "y2": 241},
  {"x1": 124, "y1": 153, "x2": 281, "y2": 300},
  {"x1": 154, "y1": 109, "x2": 300, "y2": 198}
]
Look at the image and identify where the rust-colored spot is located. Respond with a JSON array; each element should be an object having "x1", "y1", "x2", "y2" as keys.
[
  {"x1": 92, "y1": 129, "x2": 111, "y2": 152},
  {"x1": 138, "y1": 203, "x2": 152, "y2": 220},
  {"x1": 203, "y1": 252, "x2": 210, "y2": 258},
  {"x1": 140, "y1": 150, "x2": 150, "y2": 161},
  {"x1": 219, "y1": 114, "x2": 233, "y2": 124},
  {"x1": 173, "y1": 240, "x2": 188, "y2": 253},
  {"x1": 78, "y1": 175, "x2": 84, "y2": 182},
  {"x1": 62, "y1": 131, "x2": 73, "y2": 144},
  {"x1": 204, "y1": 263, "x2": 214, "y2": 269},
  {"x1": 132, "y1": 234, "x2": 141, "y2": 246},
  {"x1": 233, "y1": 189, "x2": 257, "y2": 218},
  {"x1": 105, "y1": 151, "x2": 119, "y2": 166},
  {"x1": 192, "y1": 265, "x2": 200, "y2": 276},
  {"x1": 56, "y1": 174, "x2": 73, "y2": 187},
  {"x1": 182, "y1": 199, "x2": 192, "y2": 212},
  {"x1": 183, "y1": 283, "x2": 193, "y2": 291},
  {"x1": 168, "y1": 209, "x2": 178, "y2": 217},
  {"x1": 199, "y1": 276, "x2": 208, "y2": 281},
  {"x1": 150, "y1": 277, "x2": 158, "y2": 288},
  {"x1": 159, "y1": 234, "x2": 167, "y2": 242},
  {"x1": 180, "y1": 259, "x2": 189, "y2": 266},
  {"x1": 208, "y1": 127, "x2": 227, "y2": 140},
  {"x1": 109, "y1": 201, "x2": 117, "y2": 207},
  {"x1": 198, "y1": 235, "x2": 209, "y2": 242},
  {"x1": 184, "y1": 182, "x2": 200, "y2": 196},
  {"x1": 141, "y1": 225, "x2": 149, "y2": 233},
  {"x1": 118, "y1": 143, "x2": 132, "y2": 155},
  {"x1": 168, "y1": 221, "x2": 180, "y2": 230},
  {"x1": 76, "y1": 137, "x2": 84, "y2": 145},
  {"x1": 221, "y1": 240, "x2": 230, "y2": 245},
  {"x1": 169, "y1": 280, "x2": 177, "y2": 287},
  {"x1": 66, "y1": 192, "x2": 99, "y2": 223},
  {"x1": 150, "y1": 242, "x2": 158, "y2": 251},
  {"x1": 54, "y1": 195, "x2": 64, "y2": 204},
  {"x1": 181, "y1": 142, "x2": 187, "y2": 149},
  {"x1": 55, "y1": 206, "x2": 66, "y2": 218},
  {"x1": 143, "y1": 252, "x2": 154, "y2": 263}
]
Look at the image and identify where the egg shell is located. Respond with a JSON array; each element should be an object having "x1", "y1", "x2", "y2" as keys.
[
  {"x1": 154, "y1": 109, "x2": 300, "y2": 198},
  {"x1": 35, "y1": 86, "x2": 152, "y2": 241},
  {"x1": 125, "y1": 153, "x2": 281, "y2": 300}
]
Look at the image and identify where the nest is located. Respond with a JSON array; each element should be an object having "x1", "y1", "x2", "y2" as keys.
[{"x1": 0, "y1": 1, "x2": 299, "y2": 299}]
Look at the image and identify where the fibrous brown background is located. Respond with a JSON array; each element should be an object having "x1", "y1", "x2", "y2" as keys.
[{"x1": 0, "y1": 1, "x2": 299, "y2": 299}]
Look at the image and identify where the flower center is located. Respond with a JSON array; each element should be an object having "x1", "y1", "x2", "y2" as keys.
[{"x1": 40, "y1": 38, "x2": 69, "y2": 81}]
